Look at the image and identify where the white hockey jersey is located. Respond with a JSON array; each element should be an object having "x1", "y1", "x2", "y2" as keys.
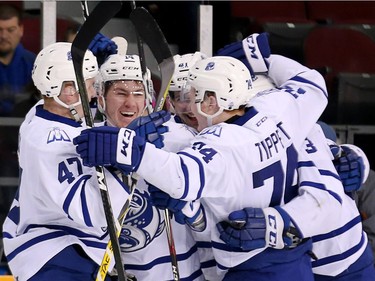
[
  {"x1": 2, "y1": 105, "x2": 131, "y2": 281},
  {"x1": 301, "y1": 125, "x2": 368, "y2": 276},
  {"x1": 135, "y1": 55, "x2": 334, "y2": 271},
  {"x1": 250, "y1": 62, "x2": 368, "y2": 276},
  {"x1": 119, "y1": 118, "x2": 205, "y2": 280}
]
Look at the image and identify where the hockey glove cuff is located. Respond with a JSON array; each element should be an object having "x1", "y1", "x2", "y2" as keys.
[
  {"x1": 180, "y1": 200, "x2": 206, "y2": 232},
  {"x1": 148, "y1": 185, "x2": 206, "y2": 232},
  {"x1": 216, "y1": 32, "x2": 270, "y2": 75},
  {"x1": 263, "y1": 206, "x2": 295, "y2": 249},
  {"x1": 74, "y1": 126, "x2": 145, "y2": 174},
  {"x1": 217, "y1": 206, "x2": 301, "y2": 251},
  {"x1": 333, "y1": 144, "x2": 370, "y2": 193}
]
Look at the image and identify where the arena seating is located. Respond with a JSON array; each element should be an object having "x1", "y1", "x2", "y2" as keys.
[
  {"x1": 303, "y1": 26, "x2": 375, "y2": 123},
  {"x1": 230, "y1": 1, "x2": 308, "y2": 23},
  {"x1": 306, "y1": 1, "x2": 375, "y2": 24},
  {"x1": 230, "y1": 1, "x2": 314, "y2": 63},
  {"x1": 262, "y1": 22, "x2": 316, "y2": 63},
  {"x1": 337, "y1": 73, "x2": 375, "y2": 125},
  {"x1": 21, "y1": 15, "x2": 80, "y2": 55}
]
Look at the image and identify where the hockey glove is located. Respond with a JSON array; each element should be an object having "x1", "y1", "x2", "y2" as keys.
[
  {"x1": 148, "y1": 185, "x2": 206, "y2": 232},
  {"x1": 73, "y1": 126, "x2": 145, "y2": 174},
  {"x1": 88, "y1": 33, "x2": 118, "y2": 65},
  {"x1": 332, "y1": 144, "x2": 369, "y2": 193},
  {"x1": 216, "y1": 32, "x2": 271, "y2": 75},
  {"x1": 127, "y1": 111, "x2": 170, "y2": 149},
  {"x1": 217, "y1": 207, "x2": 301, "y2": 251}
]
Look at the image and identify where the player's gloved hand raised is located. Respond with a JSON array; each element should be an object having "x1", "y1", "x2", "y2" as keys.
[
  {"x1": 88, "y1": 33, "x2": 118, "y2": 65},
  {"x1": 332, "y1": 144, "x2": 370, "y2": 193},
  {"x1": 148, "y1": 185, "x2": 206, "y2": 232},
  {"x1": 216, "y1": 32, "x2": 271, "y2": 75},
  {"x1": 217, "y1": 207, "x2": 302, "y2": 251},
  {"x1": 127, "y1": 111, "x2": 170, "y2": 149},
  {"x1": 73, "y1": 127, "x2": 144, "y2": 174}
]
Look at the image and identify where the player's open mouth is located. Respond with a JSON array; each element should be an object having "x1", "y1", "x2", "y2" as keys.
[
  {"x1": 185, "y1": 113, "x2": 196, "y2": 120},
  {"x1": 120, "y1": 111, "x2": 136, "y2": 117}
]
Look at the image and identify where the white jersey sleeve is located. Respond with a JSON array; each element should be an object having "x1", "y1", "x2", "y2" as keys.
[
  {"x1": 251, "y1": 54, "x2": 328, "y2": 149},
  {"x1": 136, "y1": 110, "x2": 305, "y2": 268},
  {"x1": 163, "y1": 118, "x2": 197, "y2": 152},
  {"x1": 290, "y1": 124, "x2": 367, "y2": 276},
  {"x1": 119, "y1": 120, "x2": 205, "y2": 280},
  {"x1": 134, "y1": 57, "x2": 341, "y2": 271}
]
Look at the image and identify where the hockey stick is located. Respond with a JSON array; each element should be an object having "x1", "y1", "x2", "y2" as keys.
[
  {"x1": 129, "y1": 7, "x2": 180, "y2": 281},
  {"x1": 80, "y1": 0, "x2": 89, "y2": 20},
  {"x1": 129, "y1": 1, "x2": 153, "y2": 113},
  {"x1": 71, "y1": 2, "x2": 127, "y2": 281},
  {"x1": 130, "y1": 7, "x2": 175, "y2": 112},
  {"x1": 112, "y1": 36, "x2": 128, "y2": 55}
]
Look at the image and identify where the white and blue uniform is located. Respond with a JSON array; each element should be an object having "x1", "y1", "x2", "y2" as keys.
[
  {"x1": 300, "y1": 125, "x2": 374, "y2": 280},
  {"x1": 2, "y1": 105, "x2": 131, "y2": 281},
  {"x1": 249, "y1": 67, "x2": 374, "y2": 279},
  {"x1": 135, "y1": 55, "x2": 333, "y2": 279},
  {"x1": 119, "y1": 118, "x2": 205, "y2": 280}
]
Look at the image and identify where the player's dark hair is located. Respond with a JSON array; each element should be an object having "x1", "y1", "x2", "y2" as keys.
[
  {"x1": 0, "y1": 3, "x2": 23, "y2": 24},
  {"x1": 168, "y1": 91, "x2": 175, "y2": 100}
]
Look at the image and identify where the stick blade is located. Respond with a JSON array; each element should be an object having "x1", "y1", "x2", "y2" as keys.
[
  {"x1": 156, "y1": 57, "x2": 175, "y2": 111},
  {"x1": 129, "y1": 7, "x2": 172, "y2": 65},
  {"x1": 112, "y1": 36, "x2": 128, "y2": 55},
  {"x1": 72, "y1": 1, "x2": 123, "y2": 62},
  {"x1": 71, "y1": 1, "x2": 123, "y2": 127},
  {"x1": 129, "y1": 7, "x2": 175, "y2": 111}
]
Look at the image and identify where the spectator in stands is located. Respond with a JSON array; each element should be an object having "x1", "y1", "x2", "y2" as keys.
[{"x1": 0, "y1": 3, "x2": 36, "y2": 116}]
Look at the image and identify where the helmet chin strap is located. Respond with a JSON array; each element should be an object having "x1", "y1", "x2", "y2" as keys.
[
  {"x1": 196, "y1": 102, "x2": 223, "y2": 128},
  {"x1": 97, "y1": 95, "x2": 106, "y2": 115},
  {"x1": 141, "y1": 103, "x2": 149, "y2": 116},
  {"x1": 53, "y1": 96, "x2": 82, "y2": 122}
]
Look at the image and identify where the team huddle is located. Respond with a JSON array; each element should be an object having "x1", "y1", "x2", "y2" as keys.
[{"x1": 2, "y1": 30, "x2": 374, "y2": 281}]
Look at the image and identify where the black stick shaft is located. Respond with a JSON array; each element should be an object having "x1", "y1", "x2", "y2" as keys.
[{"x1": 72, "y1": 2, "x2": 126, "y2": 280}]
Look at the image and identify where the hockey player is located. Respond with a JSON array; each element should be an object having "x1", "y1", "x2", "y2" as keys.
[
  {"x1": 168, "y1": 34, "x2": 375, "y2": 280},
  {"x1": 168, "y1": 52, "x2": 207, "y2": 131},
  {"x1": 1, "y1": 42, "x2": 163, "y2": 281},
  {"x1": 214, "y1": 34, "x2": 375, "y2": 281},
  {"x1": 74, "y1": 51, "x2": 336, "y2": 280},
  {"x1": 163, "y1": 51, "x2": 220, "y2": 280},
  {"x1": 217, "y1": 123, "x2": 375, "y2": 281},
  {"x1": 153, "y1": 45, "x2": 375, "y2": 280},
  {"x1": 95, "y1": 53, "x2": 205, "y2": 280}
]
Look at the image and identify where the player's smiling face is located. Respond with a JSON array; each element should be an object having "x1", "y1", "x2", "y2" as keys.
[
  {"x1": 104, "y1": 80, "x2": 145, "y2": 128},
  {"x1": 170, "y1": 90, "x2": 198, "y2": 130}
]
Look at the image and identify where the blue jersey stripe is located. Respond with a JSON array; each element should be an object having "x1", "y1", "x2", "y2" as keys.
[
  {"x1": 6, "y1": 231, "x2": 66, "y2": 262},
  {"x1": 312, "y1": 216, "x2": 362, "y2": 242},
  {"x1": 312, "y1": 232, "x2": 365, "y2": 267},
  {"x1": 177, "y1": 152, "x2": 205, "y2": 200},
  {"x1": 125, "y1": 244, "x2": 199, "y2": 270},
  {"x1": 290, "y1": 75, "x2": 328, "y2": 99},
  {"x1": 300, "y1": 180, "x2": 342, "y2": 204}
]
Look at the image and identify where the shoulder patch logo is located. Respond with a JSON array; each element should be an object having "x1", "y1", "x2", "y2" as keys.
[{"x1": 47, "y1": 127, "x2": 71, "y2": 143}]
